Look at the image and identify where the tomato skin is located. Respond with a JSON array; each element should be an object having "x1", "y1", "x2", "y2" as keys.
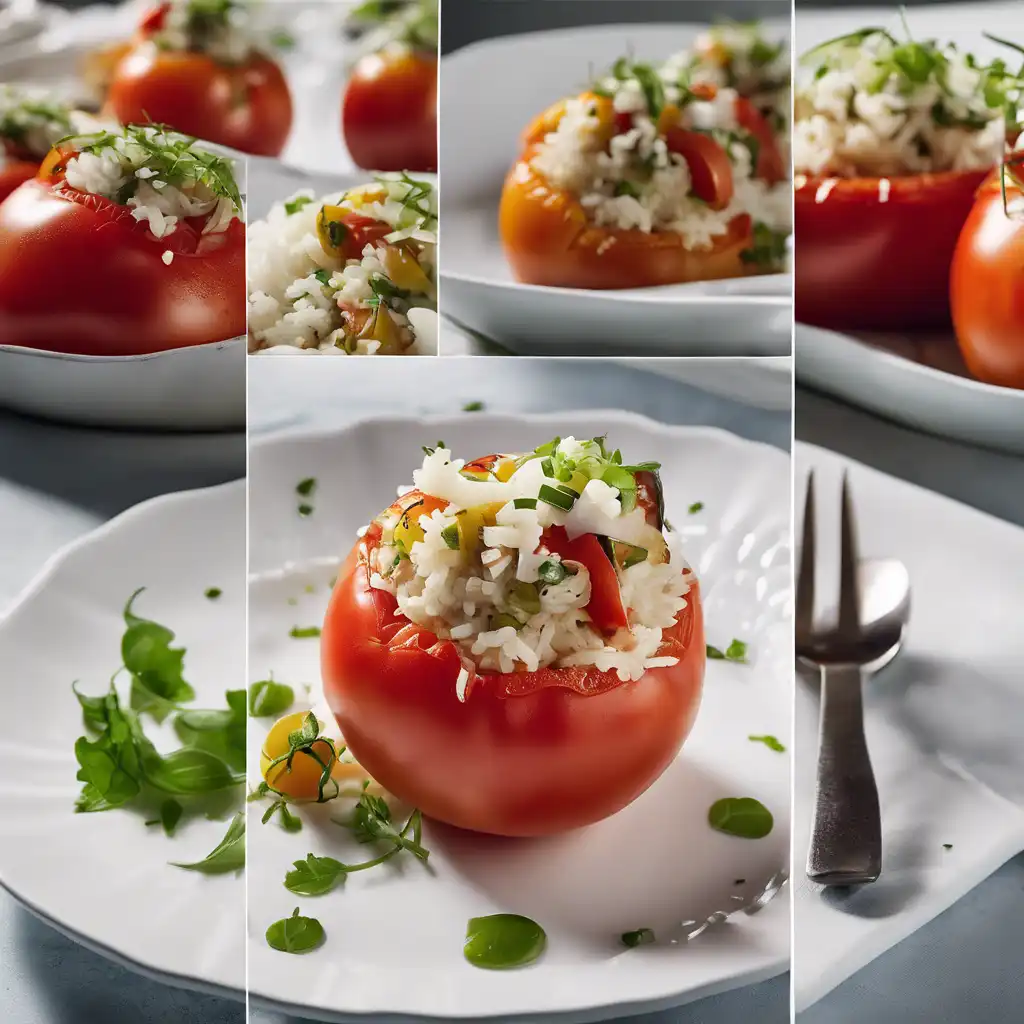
[
  {"x1": 950, "y1": 160, "x2": 1024, "y2": 389},
  {"x1": 0, "y1": 178, "x2": 244, "y2": 355},
  {"x1": 342, "y1": 49, "x2": 437, "y2": 172},
  {"x1": 795, "y1": 168, "x2": 989, "y2": 330},
  {"x1": 106, "y1": 43, "x2": 293, "y2": 156},
  {"x1": 321, "y1": 524, "x2": 705, "y2": 837},
  {"x1": 499, "y1": 152, "x2": 754, "y2": 290},
  {"x1": 0, "y1": 160, "x2": 39, "y2": 203}
]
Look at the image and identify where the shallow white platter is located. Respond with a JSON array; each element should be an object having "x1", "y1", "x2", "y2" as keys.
[
  {"x1": 795, "y1": 323, "x2": 1024, "y2": 456},
  {"x1": 247, "y1": 411, "x2": 792, "y2": 1022},
  {"x1": 439, "y1": 22, "x2": 792, "y2": 356},
  {"x1": 0, "y1": 480, "x2": 246, "y2": 998},
  {"x1": 793, "y1": 443, "x2": 1024, "y2": 1011}
]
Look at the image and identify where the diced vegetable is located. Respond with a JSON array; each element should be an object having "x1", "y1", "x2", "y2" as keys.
[
  {"x1": 455, "y1": 502, "x2": 506, "y2": 554},
  {"x1": 542, "y1": 526, "x2": 628, "y2": 634}
]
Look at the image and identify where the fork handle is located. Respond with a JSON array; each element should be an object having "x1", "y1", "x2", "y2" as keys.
[{"x1": 807, "y1": 664, "x2": 882, "y2": 886}]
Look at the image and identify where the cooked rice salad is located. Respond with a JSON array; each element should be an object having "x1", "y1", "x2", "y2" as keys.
[
  {"x1": 526, "y1": 48, "x2": 791, "y2": 255},
  {"x1": 57, "y1": 124, "x2": 242, "y2": 239},
  {"x1": 147, "y1": 0, "x2": 254, "y2": 63},
  {"x1": 794, "y1": 26, "x2": 1023, "y2": 177},
  {"x1": 248, "y1": 174, "x2": 438, "y2": 355},
  {"x1": 367, "y1": 436, "x2": 692, "y2": 696},
  {"x1": 0, "y1": 87, "x2": 99, "y2": 163}
]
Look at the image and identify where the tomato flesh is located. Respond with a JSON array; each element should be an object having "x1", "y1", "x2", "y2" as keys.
[
  {"x1": 950, "y1": 159, "x2": 1024, "y2": 389},
  {"x1": 343, "y1": 50, "x2": 437, "y2": 172},
  {"x1": 0, "y1": 176, "x2": 244, "y2": 355},
  {"x1": 106, "y1": 44, "x2": 293, "y2": 157},
  {"x1": 734, "y1": 97, "x2": 785, "y2": 185},
  {"x1": 540, "y1": 526, "x2": 628, "y2": 634},
  {"x1": 795, "y1": 168, "x2": 990, "y2": 330},
  {"x1": 320, "y1": 523, "x2": 705, "y2": 837},
  {"x1": 664, "y1": 127, "x2": 734, "y2": 210}
]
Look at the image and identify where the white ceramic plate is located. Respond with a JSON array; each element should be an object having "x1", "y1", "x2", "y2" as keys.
[
  {"x1": 0, "y1": 480, "x2": 246, "y2": 998},
  {"x1": 247, "y1": 411, "x2": 792, "y2": 1022},
  {"x1": 439, "y1": 22, "x2": 792, "y2": 356},
  {"x1": 793, "y1": 443, "x2": 1024, "y2": 1011},
  {"x1": 795, "y1": 324, "x2": 1024, "y2": 456}
]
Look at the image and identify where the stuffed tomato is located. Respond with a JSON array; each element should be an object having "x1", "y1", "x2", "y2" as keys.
[
  {"x1": 0, "y1": 124, "x2": 245, "y2": 355},
  {"x1": 321, "y1": 436, "x2": 705, "y2": 837},
  {"x1": 499, "y1": 50, "x2": 790, "y2": 291},
  {"x1": 0, "y1": 88, "x2": 100, "y2": 203},
  {"x1": 342, "y1": 0, "x2": 437, "y2": 172},
  {"x1": 950, "y1": 156, "x2": 1024, "y2": 389},
  {"x1": 105, "y1": 0, "x2": 292, "y2": 157},
  {"x1": 793, "y1": 27, "x2": 1014, "y2": 330}
]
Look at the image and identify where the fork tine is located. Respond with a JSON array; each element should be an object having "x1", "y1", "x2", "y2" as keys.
[
  {"x1": 795, "y1": 469, "x2": 815, "y2": 639},
  {"x1": 837, "y1": 472, "x2": 862, "y2": 639}
]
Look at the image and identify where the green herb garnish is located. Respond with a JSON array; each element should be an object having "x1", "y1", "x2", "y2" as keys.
[
  {"x1": 172, "y1": 810, "x2": 245, "y2": 873},
  {"x1": 464, "y1": 914, "x2": 547, "y2": 970},
  {"x1": 249, "y1": 678, "x2": 295, "y2": 718},
  {"x1": 289, "y1": 626, "x2": 321, "y2": 639},
  {"x1": 266, "y1": 908, "x2": 325, "y2": 954},
  {"x1": 284, "y1": 195, "x2": 313, "y2": 216},
  {"x1": 204, "y1": 587, "x2": 222, "y2": 600},
  {"x1": 708, "y1": 797, "x2": 774, "y2": 839},
  {"x1": 462, "y1": 400, "x2": 485, "y2": 412},
  {"x1": 621, "y1": 928, "x2": 656, "y2": 948},
  {"x1": 688, "y1": 502, "x2": 704, "y2": 514},
  {"x1": 749, "y1": 735, "x2": 786, "y2": 752}
]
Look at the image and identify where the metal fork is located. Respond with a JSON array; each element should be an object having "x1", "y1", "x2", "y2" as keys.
[{"x1": 796, "y1": 471, "x2": 884, "y2": 887}]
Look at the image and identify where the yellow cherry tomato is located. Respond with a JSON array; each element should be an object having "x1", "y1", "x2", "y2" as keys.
[{"x1": 260, "y1": 711, "x2": 337, "y2": 801}]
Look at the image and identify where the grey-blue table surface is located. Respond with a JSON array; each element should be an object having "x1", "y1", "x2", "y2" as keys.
[{"x1": 2, "y1": 358, "x2": 1021, "y2": 1023}]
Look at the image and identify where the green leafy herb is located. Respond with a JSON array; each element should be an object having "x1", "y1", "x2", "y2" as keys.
[
  {"x1": 172, "y1": 811, "x2": 245, "y2": 873},
  {"x1": 296, "y1": 477, "x2": 317, "y2": 497},
  {"x1": 614, "y1": 180, "x2": 641, "y2": 199},
  {"x1": 263, "y1": 798, "x2": 303, "y2": 832},
  {"x1": 159, "y1": 798, "x2": 183, "y2": 835},
  {"x1": 741, "y1": 222, "x2": 788, "y2": 269},
  {"x1": 313, "y1": 269, "x2": 332, "y2": 287},
  {"x1": 462, "y1": 400, "x2": 485, "y2": 412},
  {"x1": 943, "y1": 843, "x2": 953, "y2": 850},
  {"x1": 204, "y1": 587, "x2": 222, "y2": 600},
  {"x1": 249, "y1": 678, "x2": 295, "y2": 718},
  {"x1": 708, "y1": 797, "x2": 774, "y2": 839},
  {"x1": 464, "y1": 914, "x2": 547, "y2": 970},
  {"x1": 122, "y1": 588, "x2": 195, "y2": 722},
  {"x1": 173, "y1": 689, "x2": 247, "y2": 775},
  {"x1": 749, "y1": 734, "x2": 785, "y2": 752},
  {"x1": 284, "y1": 854, "x2": 347, "y2": 896},
  {"x1": 621, "y1": 927, "x2": 656, "y2": 948},
  {"x1": 284, "y1": 195, "x2": 313, "y2": 216},
  {"x1": 270, "y1": 29, "x2": 296, "y2": 50},
  {"x1": 688, "y1": 502, "x2": 704, "y2": 514},
  {"x1": 266, "y1": 907, "x2": 325, "y2": 954},
  {"x1": 707, "y1": 639, "x2": 749, "y2": 663},
  {"x1": 289, "y1": 626, "x2": 321, "y2": 639},
  {"x1": 350, "y1": 792, "x2": 429, "y2": 861}
]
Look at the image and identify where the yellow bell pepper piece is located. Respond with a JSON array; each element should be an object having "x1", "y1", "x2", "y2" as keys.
[{"x1": 456, "y1": 501, "x2": 507, "y2": 554}]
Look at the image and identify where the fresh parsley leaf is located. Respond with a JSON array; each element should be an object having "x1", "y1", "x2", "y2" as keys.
[
  {"x1": 144, "y1": 746, "x2": 244, "y2": 795},
  {"x1": 173, "y1": 811, "x2": 245, "y2": 873},
  {"x1": 160, "y1": 798, "x2": 183, "y2": 835},
  {"x1": 204, "y1": 587, "x2": 222, "y2": 600},
  {"x1": 296, "y1": 477, "x2": 317, "y2": 497},
  {"x1": 462, "y1": 400, "x2": 485, "y2": 412},
  {"x1": 266, "y1": 908, "x2": 325, "y2": 954},
  {"x1": 174, "y1": 689, "x2": 247, "y2": 774},
  {"x1": 621, "y1": 927, "x2": 656, "y2": 948},
  {"x1": 248, "y1": 678, "x2": 295, "y2": 718},
  {"x1": 464, "y1": 914, "x2": 546, "y2": 969},
  {"x1": 289, "y1": 626, "x2": 321, "y2": 639},
  {"x1": 263, "y1": 798, "x2": 303, "y2": 833},
  {"x1": 725, "y1": 639, "x2": 749, "y2": 663},
  {"x1": 688, "y1": 501, "x2": 704, "y2": 514},
  {"x1": 122, "y1": 588, "x2": 195, "y2": 722},
  {"x1": 749, "y1": 734, "x2": 785, "y2": 752},
  {"x1": 284, "y1": 195, "x2": 313, "y2": 216},
  {"x1": 349, "y1": 793, "x2": 429, "y2": 861},
  {"x1": 284, "y1": 854, "x2": 347, "y2": 896}
]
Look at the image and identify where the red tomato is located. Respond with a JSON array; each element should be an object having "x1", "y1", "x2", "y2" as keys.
[
  {"x1": 329, "y1": 213, "x2": 393, "y2": 262},
  {"x1": 663, "y1": 127, "x2": 734, "y2": 209},
  {"x1": 499, "y1": 151, "x2": 754, "y2": 289},
  {"x1": 321, "y1": 522, "x2": 705, "y2": 836},
  {"x1": 950, "y1": 158, "x2": 1024, "y2": 389},
  {"x1": 0, "y1": 159, "x2": 245, "y2": 355},
  {"x1": 795, "y1": 168, "x2": 990, "y2": 330},
  {"x1": 343, "y1": 49, "x2": 437, "y2": 172},
  {"x1": 106, "y1": 43, "x2": 292, "y2": 156},
  {"x1": 0, "y1": 160, "x2": 39, "y2": 203},
  {"x1": 540, "y1": 526, "x2": 628, "y2": 634},
  {"x1": 734, "y1": 97, "x2": 785, "y2": 186}
]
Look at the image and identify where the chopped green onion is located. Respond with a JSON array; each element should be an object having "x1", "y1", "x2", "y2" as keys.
[
  {"x1": 537, "y1": 560, "x2": 569, "y2": 585},
  {"x1": 513, "y1": 498, "x2": 537, "y2": 510},
  {"x1": 284, "y1": 195, "x2": 313, "y2": 216},
  {"x1": 622, "y1": 546, "x2": 648, "y2": 569},
  {"x1": 509, "y1": 581, "x2": 541, "y2": 616},
  {"x1": 538, "y1": 485, "x2": 576, "y2": 511},
  {"x1": 540, "y1": 457, "x2": 554, "y2": 478},
  {"x1": 489, "y1": 613, "x2": 524, "y2": 632},
  {"x1": 440, "y1": 523, "x2": 460, "y2": 550}
]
